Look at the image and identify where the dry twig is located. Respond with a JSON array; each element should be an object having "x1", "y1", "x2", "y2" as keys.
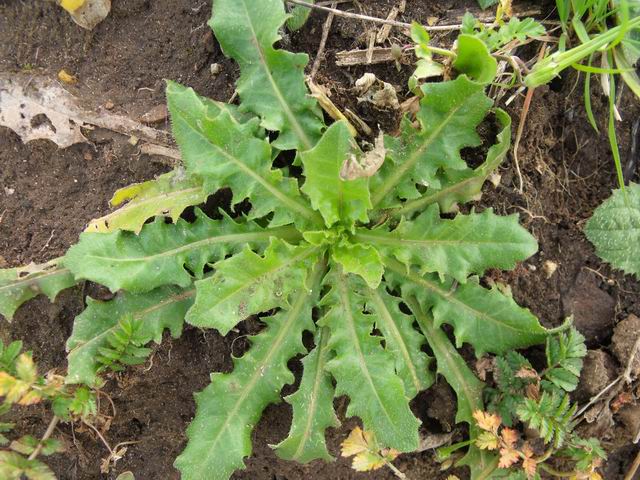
[
  {"x1": 28, "y1": 416, "x2": 60, "y2": 461},
  {"x1": 310, "y1": 1, "x2": 337, "y2": 79}
]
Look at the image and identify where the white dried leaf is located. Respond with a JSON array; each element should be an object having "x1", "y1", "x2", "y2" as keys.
[
  {"x1": 340, "y1": 131, "x2": 385, "y2": 180},
  {"x1": 0, "y1": 73, "x2": 171, "y2": 148},
  {"x1": 355, "y1": 72, "x2": 377, "y2": 94}
]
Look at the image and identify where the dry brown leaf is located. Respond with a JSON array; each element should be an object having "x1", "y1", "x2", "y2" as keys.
[
  {"x1": 416, "y1": 431, "x2": 455, "y2": 452},
  {"x1": 501, "y1": 428, "x2": 518, "y2": 448},
  {"x1": 341, "y1": 426, "x2": 371, "y2": 457},
  {"x1": 498, "y1": 447, "x2": 520, "y2": 469},
  {"x1": 515, "y1": 366, "x2": 539, "y2": 380},
  {"x1": 0, "y1": 73, "x2": 171, "y2": 149},
  {"x1": 475, "y1": 356, "x2": 494, "y2": 381},
  {"x1": 521, "y1": 442, "x2": 537, "y2": 479},
  {"x1": 340, "y1": 131, "x2": 385, "y2": 180},
  {"x1": 473, "y1": 410, "x2": 502, "y2": 434},
  {"x1": 522, "y1": 456, "x2": 537, "y2": 479}
]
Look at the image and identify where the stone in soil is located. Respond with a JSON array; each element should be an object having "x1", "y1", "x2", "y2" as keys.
[
  {"x1": 577, "y1": 349, "x2": 617, "y2": 400},
  {"x1": 612, "y1": 314, "x2": 640, "y2": 378},
  {"x1": 562, "y1": 270, "x2": 615, "y2": 344}
]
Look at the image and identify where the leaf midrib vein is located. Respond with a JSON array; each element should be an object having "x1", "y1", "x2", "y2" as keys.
[
  {"x1": 81, "y1": 229, "x2": 292, "y2": 264},
  {"x1": 0, "y1": 267, "x2": 71, "y2": 294},
  {"x1": 371, "y1": 106, "x2": 461, "y2": 207},
  {"x1": 338, "y1": 276, "x2": 396, "y2": 430},
  {"x1": 196, "y1": 267, "x2": 315, "y2": 472}
]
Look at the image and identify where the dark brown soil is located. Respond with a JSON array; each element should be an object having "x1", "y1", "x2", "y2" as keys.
[{"x1": 0, "y1": 1, "x2": 639, "y2": 479}]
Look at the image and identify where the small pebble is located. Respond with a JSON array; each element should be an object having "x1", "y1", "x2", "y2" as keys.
[
  {"x1": 104, "y1": 100, "x2": 115, "y2": 110},
  {"x1": 140, "y1": 104, "x2": 168, "y2": 125},
  {"x1": 4, "y1": 187, "x2": 15, "y2": 195},
  {"x1": 543, "y1": 260, "x2": 558, "y2": 278},
  {"x1": 210, "y1": 63, "x2": 222, "y2": 77}
]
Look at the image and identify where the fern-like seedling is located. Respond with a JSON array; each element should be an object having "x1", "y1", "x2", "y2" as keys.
[
  {"x1": 96, "y1": 315, "x2": 152, "y2": 373},
  {"x1": 0, "y1": 1, "x2": 557, "y2": 478},
  {"x1": 479, "y1": 328, "x2": 605, "y2": 478},
  {"x1": 543, "y1": 326, "x2": 586, "y2": 392},
  {"x1": 516, "y1": 391, "x2": 576, "y2": 448}
]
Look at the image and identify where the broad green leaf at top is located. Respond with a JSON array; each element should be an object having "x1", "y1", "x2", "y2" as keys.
[
  {"x1": 300, "y1": 121, "x2": 371, "y2": 229},
  {"x1": 453, "y1": 34, "x2": 498, "y2": 84},
  {"x1": 210, "y1": 0, "x2": 324, "y2": 151},
  {"x1": 585, "y1": 183, "x2": 640, "y2": 278}
]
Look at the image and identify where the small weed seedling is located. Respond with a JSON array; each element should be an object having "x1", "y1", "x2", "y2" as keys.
[
  {"x1": 0, "y1": 340, "x2": 97, "y2": 480},
  {"x1": 0, "y1": 0, "x2": 577, "y2": 479}
]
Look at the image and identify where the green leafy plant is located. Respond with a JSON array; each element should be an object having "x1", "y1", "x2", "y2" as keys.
[
  {"x1": 461, "y1": 12, "x2": 546, "y2": 53},
  {"x1": 0, "y1": 1, "x2": 559, "y2": 479},
  {"x1": 0, "y1": 340, "x2": 97, "y2": 480},
  {"x1": 473, "y1": 327, "x2": 606, "y2": 479},
  {"x1": 585, "y1": 182, "x2": 640, "y2": 278}
]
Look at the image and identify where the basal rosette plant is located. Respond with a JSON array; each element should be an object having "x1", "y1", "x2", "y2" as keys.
[{"x1": 0, "y1": 0, "x2": 557, "y2": 478}]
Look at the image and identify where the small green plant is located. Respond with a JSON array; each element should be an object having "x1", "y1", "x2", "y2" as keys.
[
  {"x1": 0, "y1": 340, "x2": 97, "y2": 480},
  {"x1": 470, "y1": 328, "x2": 606, "y2": 479},
  {"x1": 0, "y1": 1, "x2": 562, "y2": 479},
  {"x1": 461, "y1": 12, "x2": 546, "y2": 53},
  {"x1": 585, "y1": 182, "x2": 640, "y2": 278}
]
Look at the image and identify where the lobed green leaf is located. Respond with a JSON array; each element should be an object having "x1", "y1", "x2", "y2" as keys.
[
  {"x1": 274, "y1": 327, "x2": 339, "y2": 463},
  {"x1": 209, "y1": 0, "x2": 324, "y2": 151},
  {"x1": 385, "y1": 259, "x2": 548, "y2": 356},
  {"x1": 167, "y1": 82, "x2": 317, "y2": 227},
  {"x1": 358, "y1": 206, "x2": 537, "y2": 283},
  {"x1": 65, "y1": 210, "x2": 296, "y2": 293},
  {"x1": 186, "y1": 239, "x2": 320, "y2": 334},
  {"x1": 406, "y1": 296, "x2": 497, "y2": 476},
  {"x1": 174, "y1": 260, "x2": 325, "y2": 480},
  {"x1": 319, "y1": 268, "x2": 420, "y2": 452},
  {"x1": 370, "y1": 76, "x2": 493, "y2": 208},
  {"x1": 391, "y1": 108, "x2": 512, "y2": 217},
  {"x1": 366, "y1": 287, "x2": 434, "y2": 398},
  {"x1": 0, "y1": 259, "x2": 77, "y2": 321}
]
